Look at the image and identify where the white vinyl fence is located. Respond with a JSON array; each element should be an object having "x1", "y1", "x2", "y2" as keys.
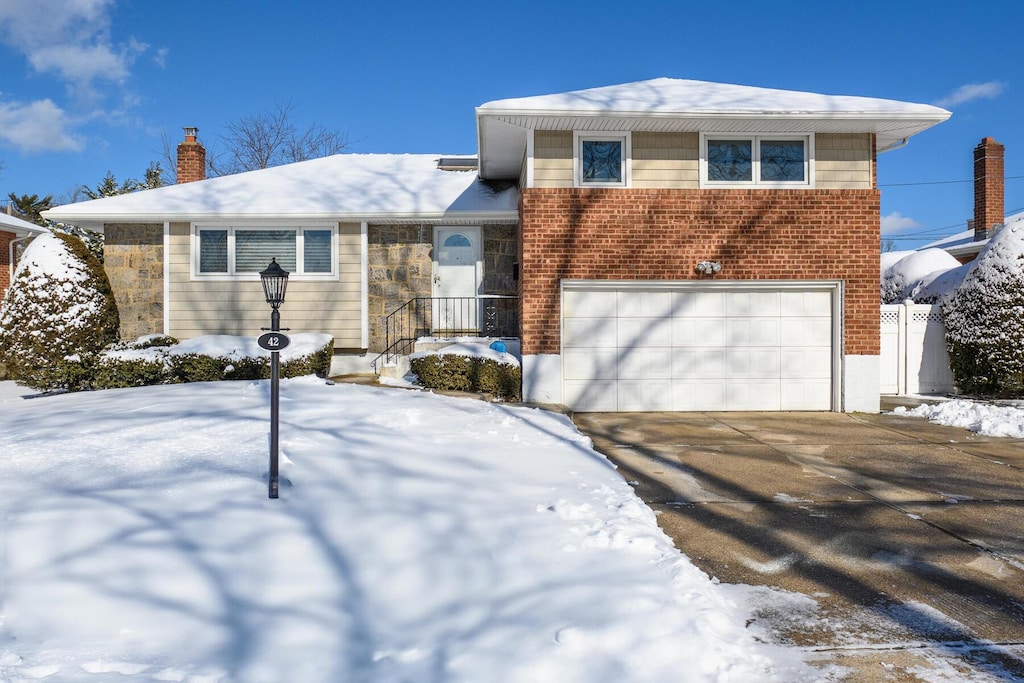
[{"x1": 880, "y1": 303, "x2": 955, "y2": 395}]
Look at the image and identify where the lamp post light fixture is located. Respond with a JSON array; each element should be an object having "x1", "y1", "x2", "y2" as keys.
[{"x1": 259, "y1": 258, "x2": 290, "y2": 499}]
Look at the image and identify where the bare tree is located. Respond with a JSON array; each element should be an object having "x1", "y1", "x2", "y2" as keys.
[{"x1": 161, "y1": 103, "x2": 348, "y2": 179}]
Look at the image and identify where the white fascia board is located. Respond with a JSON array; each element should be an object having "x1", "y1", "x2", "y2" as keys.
[{"x1": 43, "y1": 210, "x2": 521, "y2": 226}]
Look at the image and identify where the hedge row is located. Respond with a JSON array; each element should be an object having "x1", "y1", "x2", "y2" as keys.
[
  {"x1": 410, "y1": 353, "x2": 521, "y2": 401},
  {"x1": 48, "y1": 336, "x2": 334, "y2": 392}
]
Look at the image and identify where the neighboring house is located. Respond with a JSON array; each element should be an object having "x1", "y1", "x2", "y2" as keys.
[
  {"x1": 921, "y1": 137, "x2": 1016, "y2": 264},
  {"x1": 44, "y1": 78, "x2": 950, "y2": 413},
  {"x1": 0, "y1": 210, "x2": 47, "y2": 305}
]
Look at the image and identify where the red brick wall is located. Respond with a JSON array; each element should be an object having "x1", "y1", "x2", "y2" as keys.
[
  {"x1": 0, "y1": 230, "x2": 12, "y2": 304},
  {"x1": 518, "y1": 188, "x2": 881, "y2": 356}
]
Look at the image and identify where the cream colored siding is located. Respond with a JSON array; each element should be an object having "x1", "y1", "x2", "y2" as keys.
[
  {"x1": 815, "y1": 133, "x2": 873, "y2": 189},
  {"x1": 532, "y1": 130, "x2": 573, "y2": 187},
  {"x1": 167, "y1": 222, "x2": 364, "y2": 349},
  {"x1": 632, "y1": 132, "x2": 699, "y2": 188}
]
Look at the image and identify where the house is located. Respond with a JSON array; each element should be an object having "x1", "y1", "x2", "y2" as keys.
[
  {"x1": 43, "y1": 78, "x2": 950, "y2": 413},
  {"x1": 921, "y1": 137, "x2": 1020, "y2": 263},
  {"x1": 0, "y1": 210, "x2": 47, "y2": 305}
]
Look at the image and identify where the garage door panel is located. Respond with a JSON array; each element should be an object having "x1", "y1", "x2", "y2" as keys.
[
  {"x1": 781, "y1": 317, "x2": 832, "y2": 346},
  {"x1": 781, "y1": 290, "x2": 833, "y2": 317},
  {"x1": 727, "y1": 291, "x2": 780, "y2": 317},
  {"x1": 726, "y1": 348, "x2": 780, "y2": 378},
  {"x1": 619, "y1": 380, "x2": 673, "y2": 411},
  {"x1": 672, "y1": 380, "x2": 727, "y2": 410},
  {"x1": 684, "y1": 291, "x2": 726, "y2": 316},
  {"x1": 672, "y1": 348, "x2": 726, "y2": 378},
  {"x1": 781, "y1": 348, "x2": 831, "y2": 379},
  {"x1": 563, "y1": 348, "x2": 618, "y2": 380},
  {"x1": 563, "y1": 289, "x2": 616, "y2": 318},
  {"x1": 727, "y1": 319, "x2": 781, "y2": 346},
  {"x1": 564, "y1": 380, "x2": 617, "y2": 412},
  {"x1": 619, "y1": 347, "x2": 672, "y2": 379},
  {"x1": 727, "y1": 380, "x2": 781, "y2": 410},
  {"x1": 617, "y1": 289, "x2": 674, "y2": 318},
  {"x1": 564, "y1": 317, "x2": 617, "y2": 348},
  {"x1": 782, "y1": 379, "x2": 833, "y2": 410},
  {"x1": 672, "y1": 318, "x2": 726, "y2": 346},
  {"x1": 617, "y1": 316, "x2": 672, "y2": 347}
]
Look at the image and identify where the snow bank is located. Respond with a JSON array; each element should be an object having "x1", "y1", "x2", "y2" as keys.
[
  {"x1": 880, "y1": 248, "x2": 961, "y2": 303},
  {"x1": 103, "y1": 333, "x2": 334, "y2": 364},
  {"x1": 894, "y1": 399, "x2": 1024, "y2": 438},
  {"x1": 410, "y1": 341, "x2": 520, "y2": 367},
  {"x1": 0, "y1": 380, "x2": 812, "y2": 682}
]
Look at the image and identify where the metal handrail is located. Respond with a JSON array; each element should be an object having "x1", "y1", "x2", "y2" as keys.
[{"x1": 372, "y1": 295, "x2": 518, "y2": 371}]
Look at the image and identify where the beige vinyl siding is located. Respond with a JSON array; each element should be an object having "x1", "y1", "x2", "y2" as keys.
[
  {"x1": 815, "y1": 133, "x2": 873, "y2": 189},
  {"x1": 532, "y1": 130, "x2": 573, "y2": 187},
  {"x1": 632, "y1": 132, "x2": 699, "y2": 188},
  {"x1": 167, "y1": 222, "x2": 364, "y2": 349}
]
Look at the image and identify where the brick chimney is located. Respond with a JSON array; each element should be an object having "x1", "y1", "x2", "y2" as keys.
[
  {"x1": 974, "y1": 136, "x2": 1004, "y2": 241},
  {"x1": 177, "y1": 127, "x2": 206, "y2": 184}
]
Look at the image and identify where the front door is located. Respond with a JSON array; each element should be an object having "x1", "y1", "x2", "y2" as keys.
[{"x1": 433, "y1": 227, "x2": 481, "y2": 333}]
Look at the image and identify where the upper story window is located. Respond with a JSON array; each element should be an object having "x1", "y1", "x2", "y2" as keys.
[
  {"x1": 701, "y1": 134, "x2": 812, "y2": 188},
  {"x1": 194, "y1": 224, "x2": 337, "y2": 279},
  {"x1": 574, "y1": 132, "x2": 631, "y2": 187}
]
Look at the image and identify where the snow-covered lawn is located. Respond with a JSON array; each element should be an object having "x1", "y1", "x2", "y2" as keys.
[{"x1": 0, "y1": 378, "x2": 811, "y2": 682}]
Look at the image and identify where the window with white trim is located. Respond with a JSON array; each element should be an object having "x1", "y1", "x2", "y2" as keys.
[
  {"x1": 194, "y1": 225, "x2": 337, "y2": 278},
  {"x1": 574, "y1": 132, "x2": 631, "y2": 187},
  {"x1": 701, "y1": 134, "x2": 812, "y2": 187}
]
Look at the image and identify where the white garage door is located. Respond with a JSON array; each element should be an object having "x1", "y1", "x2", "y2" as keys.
[{"x1": 562, "y1": 282, "x2": 836, "y2": 412}]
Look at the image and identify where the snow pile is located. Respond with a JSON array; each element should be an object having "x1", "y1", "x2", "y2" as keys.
[
  {"x1": 0, "y1": 379, "x2": 812, "y2": 682},
  {"x1": 894, "y1": 399, "x2": 1024, "y2": 438},
  {"x1": 942, "y1": 221, "x2": 1024, "y2": 394},
  {"x1": 880, "y1": 248, "x2": 961, "y2": 303}
]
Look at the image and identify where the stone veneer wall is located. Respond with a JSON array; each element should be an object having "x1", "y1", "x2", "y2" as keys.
[
  {"x1": 367, "y1": 224, "x2": 518, "y2": 352},
  {"x1": 103, "y1": 224, "x2": 164, "y2": 340}
]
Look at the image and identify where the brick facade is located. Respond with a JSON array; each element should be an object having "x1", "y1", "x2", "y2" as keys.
[
  {"x1": 367, "y1": 223, "x2": 517, "y2": 351},
  {"x1": 519, "y1": 188, "x2": 880, "y2": 357},
  {"x1": 103, "y1": 224, "x2": 164, "y2": 340}
]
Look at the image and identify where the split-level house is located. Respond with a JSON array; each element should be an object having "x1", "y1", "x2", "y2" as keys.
[
  {"x1": 0, "y1": 211, "x2": 47, "y2": 306},
  {"x1": 44, "y1": 78, "x2": 950, "y2": 413}
]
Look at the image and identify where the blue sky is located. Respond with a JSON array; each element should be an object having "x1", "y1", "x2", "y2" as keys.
[{"x1": 0, "y1": 0, "x2": 1020, "y2": 250}]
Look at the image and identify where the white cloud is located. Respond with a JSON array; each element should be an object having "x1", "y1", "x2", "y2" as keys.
[
  {"x1": 933, "y1": 81, "x2": 1006, "y2": 108},
  {"x1": 0, "y1": 98, "x2": 82, "y2": 153},
  {"x1": 0, "y1": 0, "x2": 147, "y2": 99},
  {"x1": 881, "y1": 211, "x2": 922, "y2": 235}
]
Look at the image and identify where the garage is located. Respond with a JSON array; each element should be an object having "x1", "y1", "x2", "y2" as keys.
[{"x1": 561, "y1": 281, "x2": 840, "y2": 412}]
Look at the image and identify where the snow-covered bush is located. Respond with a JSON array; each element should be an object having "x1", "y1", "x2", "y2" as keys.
[
  {"x1": 942, "y1": 222, "x2": 1024, "y2": 396},
  {"x1": 77, "y1": 334, "x2": 334, "y2": 390},
  {"x1": 880, "y1": 249, "x2": 961, "y2": 303},
  {"x1": 411, "y1": 343, "x2": 521, "y2": 400},
  {"x1": 0, "y1": 231, "x2": 119, "y2": 389}
]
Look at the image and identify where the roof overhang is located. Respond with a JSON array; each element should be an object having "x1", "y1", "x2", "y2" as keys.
[{"x1": 0, "y1": 213, "x2": 47, "y2": 236}]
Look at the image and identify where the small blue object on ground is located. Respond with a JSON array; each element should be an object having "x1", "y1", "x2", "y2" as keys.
[{"x1": 489, "y1": 340, "x2": 507, "y2": 353}]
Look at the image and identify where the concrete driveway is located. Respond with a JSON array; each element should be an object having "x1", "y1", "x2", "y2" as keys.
[{"x1": 572, "y1": 408, "x2": 1024, "y2": 682}]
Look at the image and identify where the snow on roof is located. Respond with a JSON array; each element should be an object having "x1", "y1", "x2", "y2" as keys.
[
  {"x1": 0, "y1": 211, "x2": 46, "y2": 235},
  {"x1": 478, "y1": 77, "x2": 950, "y2": 118},
  {"x1": 44, "y1": 154, "x2": 519, "y2": 229},
  {"x1": 919, "y1": 211, "x2": 1024, "y2": 256},
  {"x1": 477, "y1": 77, "x2": 950, "y2": 179}
]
